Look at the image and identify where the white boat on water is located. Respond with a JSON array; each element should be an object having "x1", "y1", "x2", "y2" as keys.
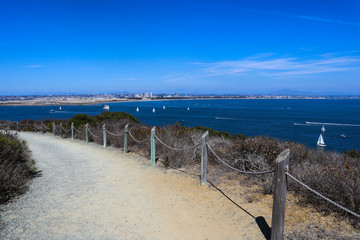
[
  {"x1": 59, "y1": 106, "x2": 62, "y2": 110},
  {"x1": 340, "y1": 134, "x2": 346, "y2": 138},
  {"x1": 187, "y1": 107, "x2": 190, "y2": 110},
  {"x1": 152, "y1": 108, "x2": 155, "y2": 113},
  {"x1": 163, "y1": 105, "x2": 165, "y2": 110},
  {"x1": 136, "y1": 107, "x2": 139, "y2": 112},
  {"x1": 321, "y1": 125, "x2": 326, "y2": 132},
  {"x1": 103, "y1": 105, "x2": 110, "y2": 110},
  {"x1": 317, "y1": 134, "x2": 326, "y2": 147}
]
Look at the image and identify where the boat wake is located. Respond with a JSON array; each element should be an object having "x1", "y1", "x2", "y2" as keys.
[
  {"x1": 306, "y1": 121, "x2": 360, "y2": 127},
  {"x1": 215, "y1": 117, "x2": 243, "y2": 121},
  {"x1": 49, "y1": 111, "x2": 72, "y2": 113},
  {"x1": 293, "y1": 123, "x2": 310, "y2": 126}
]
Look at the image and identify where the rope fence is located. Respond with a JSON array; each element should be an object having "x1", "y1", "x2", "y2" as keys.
[
  {"x1": 286, "y1": 172, "x2": 360, "y2": 218},
  {"x1": 61, "y1": 125, "x2": 71, "y2": 133},
  {"x1": 87, "y1": 127, "x2": 101, "y2": 138},
  {"x1": 41, "y1": 123, "x2": 52, "y2": 130},
  {"x1": 105, "y1": 129, "x2": 125, "y2": 137},
  {"x1": 73, "y1": 126, "x2": 82, "y2": 133},
  {"x1": 154, "y1": 134, "x2": 201, "y2": 151},
  {"x1": 128, "y1": 131, "x2": 151, "y2": 143},
  {"x1": 53, "y1": 125, "x2": 60, "y2": 133},
  {"x1": 206, "y1": 142, "x2": 275, "y2": 175},
  {"x1": 1, "y1": 120, "x2": 359, "y2": 239}
]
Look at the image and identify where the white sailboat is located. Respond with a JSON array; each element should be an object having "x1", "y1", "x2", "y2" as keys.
[
  {"x1": 136, "y1": 107, "x2": 139, "y2": 112},
  {"x1": 152, "y1": 108, "x2": 155, "y2": 113},
  {"x1": 321, "y1": 125, "x2": 326, "y2": 132},
  {"x1": 59, "y1": 106, "x2": 62, "y2": 110},
  {"x1": 103, "y1": 105, "x2": 110, "y2": 110},
  {"x1": 163, "y1": 105, "x2": 165, "y2": 110},
  {"x1": 317, "y1": 134, "x2": 326, "y2": 147},
  {"x1": 187, "y1": 107, "x2": 190, "y2": 110}
]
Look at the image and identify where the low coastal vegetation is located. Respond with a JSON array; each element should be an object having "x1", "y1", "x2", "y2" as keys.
[
  {"x1": 2, "y1": 112, "x2": 359, "y2": 237},
  {"x1": 0, "y1": 131, "x2": 39, "y2": 204}
]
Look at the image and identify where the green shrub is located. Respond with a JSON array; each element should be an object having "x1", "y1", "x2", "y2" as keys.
[
  {"x1": 0, "y1": 132, "x2": 38, "y2": 203},
  {"x1": 67, "y1": 113, "x2": 98, "y2": 128},
  {"x1": 192, "y1": 126, "x2": 233, "y2": 139},
  {"x1": 97, "y1": 111, "x2": 140, "y2": 123},
  {"x1": 344, "y1": 149, "x2": 360, "y2": 159}
]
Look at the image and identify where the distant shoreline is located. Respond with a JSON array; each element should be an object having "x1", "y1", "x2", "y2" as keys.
[{"x1": 0, "y1": 96, "x2": 359, "y2": 106}]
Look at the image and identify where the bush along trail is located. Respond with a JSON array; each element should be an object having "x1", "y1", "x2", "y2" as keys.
[{"x1": 0, "y1": 112, "x2": 359, "y2": 239}]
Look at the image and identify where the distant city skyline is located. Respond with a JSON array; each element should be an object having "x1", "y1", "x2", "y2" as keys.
[{"x1": 1, "y1": 0, "x2": 359, "y2": 95}]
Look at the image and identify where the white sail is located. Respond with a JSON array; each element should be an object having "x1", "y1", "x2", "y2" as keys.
[
  {"x1": 317, "y1": 134, "x2": 326, "y2": 147},
  {"x1": 187, "y1": 107, "x2": 190, "y2": 110},
  {"x1": 152, "y1": 108, "x2": 155, "y2": 113},
  {"x1": 321, "y1": 125, "x2": 326, "y2": 132},
  {"x1": 136, "y1": 107, "x2": 139, "y2": 112},
  {"x1": 163, "y1": 105, "x2": 165, "y2": 109},
  {"x1": 59, "y1": 106, "x2": 62, "y2": 110},
  {"x1": 103, "y1": 105, "x2": 109, "y2": 110}
]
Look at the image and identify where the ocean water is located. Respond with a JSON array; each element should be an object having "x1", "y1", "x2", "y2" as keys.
[{"x1": 1, "y1": 99, "x2": 359, "y2": 152}]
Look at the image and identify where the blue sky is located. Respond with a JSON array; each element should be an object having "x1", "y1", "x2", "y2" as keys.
[{"x1": 0, "y1": 0, "x2": 359, "y2": 95}]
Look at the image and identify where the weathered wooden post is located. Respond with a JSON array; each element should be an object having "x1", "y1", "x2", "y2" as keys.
[
  {"x1": 103, "y1": 124, "x2": 106, "y2": 147},
  {"x1": 52, "y1": 122, "x2": 55, "y2": 136},
  {"x1": 201, "y1": 131, "x2": 209, "y2": 185},
  {"x1": 271, "y1": 148, "x2": 290, "y2": 240},
  {"x1": 59, "y1": 123, "x2": 63, "y2": 137},
  {"x1": 85, "y1": 123, "x2": 89, "y2": 143},
  {"x1": 124, "y1": 124, "x2": 129, "y2": 154},
  {"x1": 16, "y1": 121, "x2": 19, "y2": 132},
  {"x1": 26, "y1": 121, "x2": 29, "y2": 131},
  {"x1": 41, "y1": 122, "x2": 44, "y2": 134},
  {"x1": 151, "y1": 127, "x2": 156, "y2": 166},
  {"x1": 34, "y1": 123, "x2": 37, "y2": 132},
  {"x1": 71, "y1": 122, "x2": 74, "y2": 140}
]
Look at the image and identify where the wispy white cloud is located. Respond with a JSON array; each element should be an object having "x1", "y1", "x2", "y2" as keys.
[
  {"x1": 24, "y1": 65, "x2": 44, "y2": 68},
  {"x1": 295, "y1": 15, "x2": 360, "y2": 26},
  {"x1": 234, "y1": 7, "x2": 360, "y2": 27},
  {"x1": 198, "y1": 55, "x2": 360, "y2": 77}
]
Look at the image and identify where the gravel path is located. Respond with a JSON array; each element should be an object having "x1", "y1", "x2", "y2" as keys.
[{"x1": 0, "y1": 132, "x2": 265, "y2": 240}]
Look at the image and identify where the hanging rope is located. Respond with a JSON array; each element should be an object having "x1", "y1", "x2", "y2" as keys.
[
  {"x1": 286, "y1": 172, "x2": 360, "y2": 218},
  {"x1": 73, "y1": 126, "x2": 83, "y2": 133},
  {"x1": 105, "y1": 129, "x2": 125, "y2": 136},
  {"x1": 61, "y1": 125, "x2": 71, "y2": 133},
  {"x1": 128, "y1": 131, "x2": 151, "y2": 143},
  {"x1": 41, "y1": 123, "x2": 51, "y2": 130},
  {"x1": 87, "y1": 127, "x2": 101, "y2": 138},
  {"x1": 154, "y1": 134, "x2": 201, "y2": 151},
  {"x1": 206, "y1": 143, "x2": 275, "y2": 175}
]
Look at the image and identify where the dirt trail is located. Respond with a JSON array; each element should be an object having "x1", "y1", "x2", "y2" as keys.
[{"x1": 0, "y1": 132, "x2": 268, "y2": 240}]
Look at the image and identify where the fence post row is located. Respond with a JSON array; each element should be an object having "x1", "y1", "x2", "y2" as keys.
[
  {"x1": 201, "y1": 131, "x2": 209, "y2": 186},
  {"x1": 85, "y1": 123, "x2": 89, "y2": 143},
  {"x1": 271, "y1": 148, "x2": 290, "y2": 240},
  {"x1": 103, "y1": 124, "x2": 106, "y2": 147},
  {"x1": 52, "y1": 122, "x2": 55, "y2": 136},
  {"x1": 124, "y1": 124, "x2": 128, "y2": 154},
  {"x1": 151, "y1": 127, "x2": 156, "y2": 166},
  {"x1": 59, "y1": 123, "x2": 63, "y2": 137},
  {"x1": 71, "y1": 122, "x2": 74, "y2": 140}
]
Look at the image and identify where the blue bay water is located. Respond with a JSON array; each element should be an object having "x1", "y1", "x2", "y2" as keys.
[{"x1": 1, "y1": 99, "x2": 359, "y2": 152}]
